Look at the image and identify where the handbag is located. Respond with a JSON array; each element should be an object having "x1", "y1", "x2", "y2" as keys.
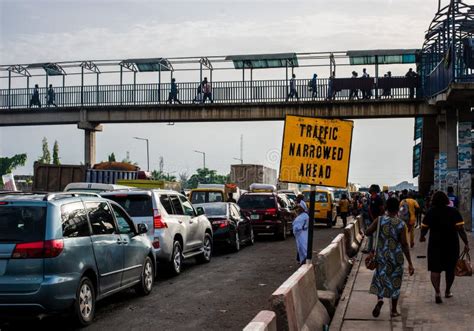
[
  {"x1": 455, "y1": 252, "x2": 472, "y2": 277},
  {"x1": 365, "y1": 216, "x2": 381, "y2": 270}
]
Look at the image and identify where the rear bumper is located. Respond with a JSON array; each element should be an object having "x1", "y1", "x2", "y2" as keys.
[
  {"x1": 0, "y1": 274, "x2": 79, "y2": 314},
  {"x1": 251, "y1": 221, "x2": 282, "y2": 235},
  {"x1": 212, "y1": 230, "x2": 233, "y2": 245}
]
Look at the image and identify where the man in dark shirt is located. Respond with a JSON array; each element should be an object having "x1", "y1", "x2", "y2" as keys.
[
  {"x1": 363, "y1": 184, "x2": 385, "y2": 253},
  {"x1": 447, "y1": 186, "x2": 459, "y2": 208}
]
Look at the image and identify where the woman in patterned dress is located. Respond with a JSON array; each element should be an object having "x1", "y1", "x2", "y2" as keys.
[{"x1": 365, "y1": 197, "x2": 415, "y2": 318}]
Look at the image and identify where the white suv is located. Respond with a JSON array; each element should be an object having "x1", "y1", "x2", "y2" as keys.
[{"x1": 101, "y1": 190, "x2": 213, "y2": 275}]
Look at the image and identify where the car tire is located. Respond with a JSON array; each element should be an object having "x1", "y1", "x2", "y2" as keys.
[
  {"x1": 232, "y1": 232, "x2": 240, "y2": 252},
  {"x1": 135, "y1": 256, "x2": 154, "y2": 296},
  {"x1": 277, "y1": 223, "x2": 287, "y2": 240},
  {"x1": 197, "y1": 233, "x2": 212, "y2": 264},
  {"x1": 248, "y1": 227, "x2": 255, "y2": 245},
  {"x1": 168, "y1": 241, "x2": 183, "y2": 276},
  {"x1": 74, "y1": 277, "x2": 95, "y2": 327}
]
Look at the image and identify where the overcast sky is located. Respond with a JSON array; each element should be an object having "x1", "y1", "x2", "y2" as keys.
[{"x1": 0, "y1": 0, "x2": 440, "y2": 186}]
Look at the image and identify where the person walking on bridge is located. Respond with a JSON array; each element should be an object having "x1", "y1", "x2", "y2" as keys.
[
  {"x1": 420, "y1": 191, "x2": 470, "y2": 304},
  {"x1": 46, "y1": 84, "x2": 57, "y2": 107},
  {"x1": 201, "y1": 77, "x2": 213, "y2": 104},
  {"x1": 29, "y1": 84, "x2": 41, "y2": 108},
  {"x1": 366, "y1": 197, "x2": 415, "y2": 318},
  {"x1": 293, "y1": 205, "x2": 309, "y2": 265},
  {"x1": 361, "y1": 68, "x2": 372, "y2": 99},
  {"x1": 167, "y1": 78, "x2": 182, "y2": 104},
  {"x1": 349, "y1": 71, "x2": 359, "y2": 100},
  {"x1": 286, "y1": 73, "x2": 299, "y2": 101},
  {"x1": 327, "y1": 71, "x2": 336, "y2": 100},
  {"x1": 406, "y1": 68, "x2": 418, "y2": 99},
  {"x1": 309, "y1": 73, "x2": 318, "y2": 99}
]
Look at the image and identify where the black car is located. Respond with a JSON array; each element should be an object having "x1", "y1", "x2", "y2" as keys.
[
  {"x1": 195, "y1": 202, "x2": 254, "y2": 252},
  {"x1": 237, "y1": 192, "x2": 296, "y2": 240}
]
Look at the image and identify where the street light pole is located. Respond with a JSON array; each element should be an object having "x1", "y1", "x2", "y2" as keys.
[
  {"x1": 194, "y1": 150, "x2": 206, "y2": 169},
  {"x1": 133, "y1": 137, "x2": 150, "y2": 172}
]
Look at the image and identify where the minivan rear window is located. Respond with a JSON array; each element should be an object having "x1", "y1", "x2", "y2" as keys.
[
  {"x1": 238, "y1": 195, "x2": 276, "y2": 209},
  {"x1": 0, "y1": 206, "x2": 46, "y2": 242},
  {"x1": 105, "y1": 195, "x2": 153, "y2": 217}
]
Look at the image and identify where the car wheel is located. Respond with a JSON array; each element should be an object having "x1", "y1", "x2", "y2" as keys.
[
  {"x1": 248, "y1": 227, "x2": 255, "y2": 245},
  {"x1": 277, "y1": 223, "x2": 287, "y2": 240},
  {"x1": 135, "y1": 256, "x2": 154, "y2": 295},
  {"x1": 232, "y1": 232, "x2": 240, "y2": 252},
  {"x1": 197, "y1": 233, "x2": 212, "y2": 263},
  {"x1": 168, "y1": 241, "x2": 183, "y2": 276},
  {"x1": 74, "y1": 277, "x2": 95, "y2": 326}
]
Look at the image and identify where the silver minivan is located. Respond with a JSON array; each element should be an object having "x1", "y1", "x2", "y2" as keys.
[{"x1": 101, "y1": 190, "x2": 213, "y2": 275}]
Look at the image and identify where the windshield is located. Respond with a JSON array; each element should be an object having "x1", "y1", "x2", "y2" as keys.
[
  {"x1": 0, "y1": 206, "x2": 46, "y2": 242},
  {"x1": 191, "y1": 191, "x2": 224, "y2": 204},
  {"x1": 105, "y1": 195, "x2": 153, "y2": 217},
  {"x1": 200, "y1": 204, "x2": 227, "y2": 216},
  {"x1": 238, "y1": 195, "x2": 276, "y2": 209},
  {"x1": 303, "y1": 192, "x2": 329, "y2": 203}
]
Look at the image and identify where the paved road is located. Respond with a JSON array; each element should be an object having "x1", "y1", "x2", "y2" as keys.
[{"x1": 2, "y1": 223, "x2": 345, "y2": 331}]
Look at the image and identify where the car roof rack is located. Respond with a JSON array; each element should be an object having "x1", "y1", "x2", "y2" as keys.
[{"x1": 43, "y1": 192, "x2": 101, "y2": 201}]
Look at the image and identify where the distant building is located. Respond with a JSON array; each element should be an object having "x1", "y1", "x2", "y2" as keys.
[{"x1": 389, "y1": 181, "x2": 418, "y2": 192}]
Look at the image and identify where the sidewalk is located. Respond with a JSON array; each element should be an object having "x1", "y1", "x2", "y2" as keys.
[{"x1": 334, "y1": 230, "x2": 474, "y2": 331}]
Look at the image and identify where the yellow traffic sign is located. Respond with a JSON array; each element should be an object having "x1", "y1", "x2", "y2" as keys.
[{"x1": 279, "y1": 115, "x2": 354, "y2": 188}]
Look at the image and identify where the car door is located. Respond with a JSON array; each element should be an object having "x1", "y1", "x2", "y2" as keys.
[
  {"x1": 169, "y1": 195, "x2": 194, "y2": 252},
  {"x1": 178, "y1": 195, "x2": 201, "y2": 249},
  {"x1": 86, "y1": 201, "x2": 124, "y2": 295},
  {"x1": 230, "y1": 204, "x2": 246, "y2": 240},
  {"x1": 111, "y1": 202, "x2": 145, "y2": 287}
]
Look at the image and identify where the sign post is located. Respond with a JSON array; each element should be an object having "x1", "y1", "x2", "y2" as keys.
[{"x1": 279, "y1": 115, "x2": 354, "y2": 264}]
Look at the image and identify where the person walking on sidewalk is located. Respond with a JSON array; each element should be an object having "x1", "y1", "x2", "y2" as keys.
[
  {"x1": 363, "y1": 184, "x2": 384, "y2": 253},
  {"x1": 292, "y1": 205, "x2": 309, "y2": 265},
  {"x1": 339, "y1": 193, "x2": 350, "y2": 227},
  {"x1": 400, "y1": 191, "x2": 420, "y2": 248},
  {"x1": 366, "y1": 197, "x2": 415, "y2": 318},
  {"x1": 420, "y1": 191, "x2": 470, "y2": 304}
]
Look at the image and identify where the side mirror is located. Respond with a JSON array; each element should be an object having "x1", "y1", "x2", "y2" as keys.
[
  {"x1": 137, "y1": 223, "x2": 148, "y2": 234},
  {"x1": 196, "y1": 206, "x2": 205, "y2": 216}
]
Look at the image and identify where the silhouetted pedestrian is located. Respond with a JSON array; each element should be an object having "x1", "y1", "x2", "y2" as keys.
[
  {"x1": 362, "y1": 68, "x2": 372, "y2": 99},
  {"x1": 167, "y1": 78, "x2": 182, "y2": 104},
  {"x1": 349, "y1": 71, "x2": 359, "y2": 100},
  {"x1": 309, "y1": 73, "x2": 318, "y2": 99},
  {"x1": 327, "y1": 71, "x2": 336, "y2": 100},
  {"x1": 286, "y1": 74, "x2": 299, "y2": 101},
  {"x1": 46, "y1": 84, "x2": 57, "y2": 107},
  {"x1": 382, "y1": 71, "x2": 392, "y2": 98},
  {"x1": 201, "y1": 77, "x2": 213, "y2": 103},
  {"x1": 29, "y1": 84, "x2": 41, "y2": 108},
  {"x1": 406, "y1": 68, "x2": 418, "y2": 99}
]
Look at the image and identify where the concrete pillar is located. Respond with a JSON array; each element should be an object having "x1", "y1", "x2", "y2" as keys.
[
  {"x1": 437, "y1": 110, "x2": 457, "y2": 192},
  {"x1": 418, "y1": 116, "x2": 438, "y2": 195},
  {"x1": 78, "y1": 122, "x2": 103, "y2": 167},
  {"x1": 458, "y1": 109, "x2": 473, "y2": 231}
]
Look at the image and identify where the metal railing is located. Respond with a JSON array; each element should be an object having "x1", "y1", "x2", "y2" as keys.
[{"x1": 0, "y1": 77, "x2": 419, "y2": 109}]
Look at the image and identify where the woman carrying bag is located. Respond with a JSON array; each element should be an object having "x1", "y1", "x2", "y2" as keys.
[
  {"x1": 365, "y1": 198, "x2": 415, "y2": 318},
  {"x1": 420, "y1": 191, "x2": 470, "y2": 304}
]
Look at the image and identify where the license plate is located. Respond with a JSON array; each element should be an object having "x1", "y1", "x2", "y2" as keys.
[{"x1": 251, "y1": 214, "x2": 260, "y2": 220}]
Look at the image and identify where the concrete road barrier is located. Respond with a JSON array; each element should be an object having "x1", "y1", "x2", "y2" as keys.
[
  {"x1": 270, "y1": 263, "x2": 330, "y2": 331},
  {"x1": 243, "y1": 310, "x2": 277, "y2": 331},
  {"x1": 331, "y1": 233, "x2": 351, "y2": 267},
  {"x1": 315, "y1": 243, "x2": 348, "y2": 294},
  {"x1": 343, "y1": 223, "x2": 359, "y2": 257},
  {"x1": 352, "y1": 217, "x2": 364, "y2": 244}
]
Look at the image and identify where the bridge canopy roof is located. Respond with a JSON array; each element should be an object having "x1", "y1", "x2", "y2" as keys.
[
  {"x1": 225, "y1": 53, "x2": 298, "y2": 69},
  {"x1": 27, "y1": 63, "x2": 66, "y2": 76},
  {"x1": 347, "y1": 49, "x2": 419, "y2": 65},
  {"x1": 121, "y1": 58, "x2": 173, "y2": 72}
]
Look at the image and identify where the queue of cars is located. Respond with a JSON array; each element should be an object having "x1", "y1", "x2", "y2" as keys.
[{"x1": 0, "y1": 183, "x2": 336, "y2": 326}]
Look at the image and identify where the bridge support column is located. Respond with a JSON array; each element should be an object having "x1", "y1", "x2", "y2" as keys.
[
  {"x1": 458, "y1": 109, "x2": 473, "y2": 231},
  {"x1": 418, "y1": 117, "x2": 438, "y2": 196},
  {"x1": 436, "y1": 110, "x2": 457, "y2": 192},
  {"x1": 78, "y1": 122, "x2": 103, "y2": 167}
]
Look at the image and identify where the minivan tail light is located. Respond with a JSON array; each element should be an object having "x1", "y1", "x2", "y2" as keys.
[
  {"x1": 153, "y1": 209, "x2": 167, "y2": 229},
  {"x1": 264, "y1": 208, "x2": 277, "y2": 216},
  {"x1": 212, "y1": 219, "x2": 230, "y2": 228},
  {"x1": 11, "y1": 239, "x2": 64, "y2": 259}
]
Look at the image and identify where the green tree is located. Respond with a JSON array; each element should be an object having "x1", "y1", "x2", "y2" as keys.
[
  {"x1": 187, "y1": 168, "x2": 230, "y2": 189},
  {"x1": 108, "y1": 153, "x2": 116, "y2": 162},
  {"x1": 151, "y1": 170, "x2": 176, "y2": 181},
  {"x1": 37, "y1": 137, "x2": 51, "y2": 164},
  {"x1": 52, "y1": 140, "x2": 60, "y2": 165},
  {"x1": 0, "y1": 154, "x2": 27, "y2": 177}
]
